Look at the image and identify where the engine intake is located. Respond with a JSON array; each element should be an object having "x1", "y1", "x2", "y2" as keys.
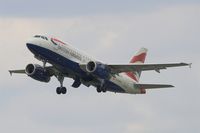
[
  {"x1": 86, "y1": 61, "x2": 110, "y2": 79},
  {"x1": 25, "y1": 64, "x2": 50, "y2": 83},
  {"x1": 86, "y1": 61, "x2": 96, "y2": 72}
]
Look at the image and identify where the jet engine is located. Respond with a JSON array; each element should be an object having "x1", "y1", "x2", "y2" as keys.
[
  {"x1": 86, "y1": 61, "x2": 110, "y2": 79},
  {"x1": 25, "y1": 64, "x2": 50, "y2": 82}
]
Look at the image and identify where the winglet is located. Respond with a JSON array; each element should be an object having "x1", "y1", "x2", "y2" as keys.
[
  {"x1": 189, "y1": 63, "x2": 192, "y2": 68},
  {"x1": 155, "y1": 69, "x2": 161, "y2": 73},
  {"x1": 9, "y1": 70, "x2": 12, "y2": 76}
]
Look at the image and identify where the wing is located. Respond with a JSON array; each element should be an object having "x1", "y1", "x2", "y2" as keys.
[
  {"x1": 9, "y1": 66, "x2": 56, "y2": 76},
  {"x1": 9, "y1": 69, "x2": 25, "y2": 75},
  {"x1": 134, "y1": 83, "x2": 174, "y2": 89},
  {"x1": 108, "y1": 62, "x2": 191, "y2": 74}
]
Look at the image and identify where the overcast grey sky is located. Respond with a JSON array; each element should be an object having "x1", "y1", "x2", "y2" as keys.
[
  {"x1": 0, "y1": 0, "x2": 199, "y2": 17},
  {"x1": 0, "y1": 0, "x2": 200, "y2": 133}
]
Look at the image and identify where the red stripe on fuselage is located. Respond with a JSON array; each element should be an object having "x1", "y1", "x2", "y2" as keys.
[{"x1": 52, "y1": 38, "x2": 66, "y2": 45}]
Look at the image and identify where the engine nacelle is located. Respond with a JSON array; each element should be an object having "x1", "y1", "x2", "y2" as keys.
[
  {"x1": 86, "y1": 61, "x2": 110, "y2": 79},
  {"x1": 25, "y1": 64, "x2": 50, "y2": 83}
]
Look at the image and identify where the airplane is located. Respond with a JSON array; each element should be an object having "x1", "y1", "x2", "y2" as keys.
[{"x1": 9, "y1": 35, "x2": 191, "y2": 95}]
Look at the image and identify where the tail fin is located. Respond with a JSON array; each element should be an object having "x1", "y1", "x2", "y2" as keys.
[{"x1": 126, "y1": 48, "x2": 148, "y2": 82}]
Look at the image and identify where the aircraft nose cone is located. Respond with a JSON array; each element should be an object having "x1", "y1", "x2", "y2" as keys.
[
  {"x1": 26, "y1": 43, "x2": 34, "y2": 50},
  {"x1": 26, "y1": 43, "x2": 30, "y2": 48},
  {"x1": 26, "y1": 43, "x2": 37, "y2": 55},
  {"x1": 26, "y1": 38, "x2": 40, "y2": 50}
]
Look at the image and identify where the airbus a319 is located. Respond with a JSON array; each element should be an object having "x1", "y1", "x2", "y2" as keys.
[{"x1": 9, "y1": 35, "x2": 191, "y2": 95}]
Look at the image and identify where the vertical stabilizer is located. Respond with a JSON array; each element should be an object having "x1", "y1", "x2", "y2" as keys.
[{"x1": 126, "y1": 48, "x2": 148, "y2": 82}]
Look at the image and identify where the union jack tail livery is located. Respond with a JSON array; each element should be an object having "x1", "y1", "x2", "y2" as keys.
[{"x1": 126, "y1": 48, "x2": 148, "y2": 82}]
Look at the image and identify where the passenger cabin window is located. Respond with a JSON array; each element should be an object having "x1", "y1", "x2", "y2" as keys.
[{"x1": 34, "y1": 35, "x2": 48, "y2": 41}]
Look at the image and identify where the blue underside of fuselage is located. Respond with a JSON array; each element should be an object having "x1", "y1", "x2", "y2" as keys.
[{"x1": 26, "y1": 43, "x2": 125, "y2": 93}]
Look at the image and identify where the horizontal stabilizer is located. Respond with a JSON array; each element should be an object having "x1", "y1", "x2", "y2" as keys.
[{"x1": 135, "y1": 83, "x2": 174, "y2": 89}]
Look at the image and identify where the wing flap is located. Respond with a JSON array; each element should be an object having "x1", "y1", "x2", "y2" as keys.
[{"x1": 135, "y1": 83, "x2": 174, "y2": 89}]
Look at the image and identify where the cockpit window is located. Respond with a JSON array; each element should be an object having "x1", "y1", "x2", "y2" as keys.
[
  {"x1": 34, "y1": 35, "x2": 41, "y2": 38},
  {"x1": 41, "y1": 36, "x2": 48, "y2": 40},
  {"x1": 34, "y1": 35, "x2": 48, "y2": 41}
]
